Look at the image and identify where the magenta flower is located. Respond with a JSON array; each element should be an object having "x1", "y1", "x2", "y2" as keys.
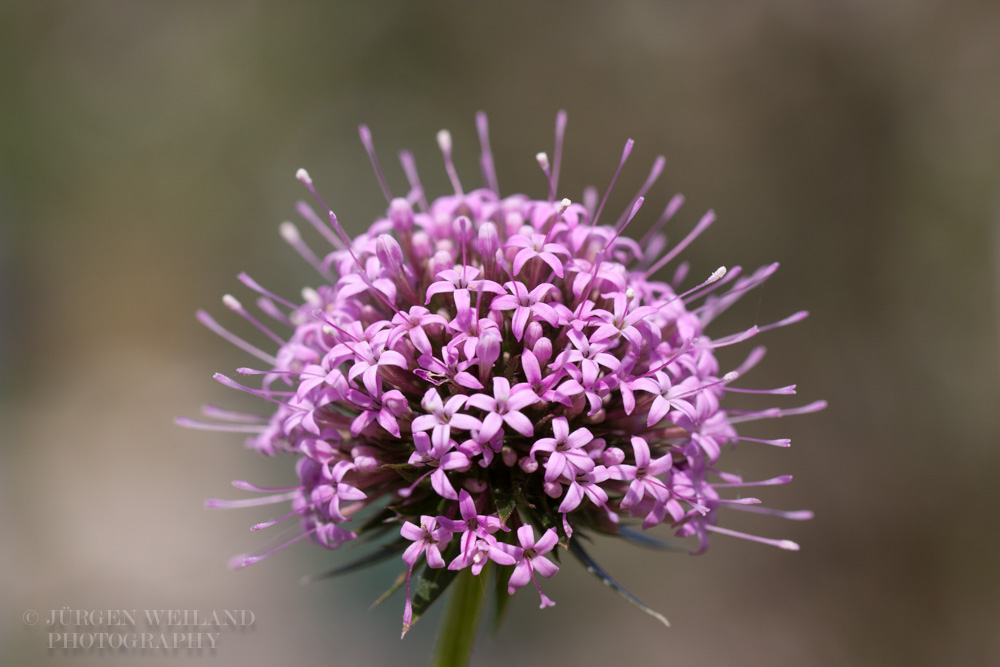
[{"x1": 185, "y1": 112, "x2": 823, "y2": 635}]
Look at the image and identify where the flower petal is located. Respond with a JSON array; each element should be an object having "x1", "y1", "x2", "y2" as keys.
[{"x1": 503, "y1": 411, "x2": 534, "y2": 437}]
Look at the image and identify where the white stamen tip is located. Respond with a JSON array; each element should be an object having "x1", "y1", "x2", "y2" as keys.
[
  {"x1": 558, "y1": 197, "x2": 572, "y2": 212},
  {"x1": 625, "y1": 287, "x2": 636, "y2": 301},
  {"x1": 279, "y1": 221, "x2": 300, "y2": 243},
  {"x1": 778, "y1": 540, "x2": 800, "y2": 551},
  {"x1": 301, "y1": 287, "x2": 320, "y2": 304},
  {"x1": 322, "y1": 325, "x2": 336, "y2": 337},
  {"x1": 222, "y1": 294, "x2": 242, "y2": 311},
  {"x1": 436, "y1": 129, "x2": 452, "y2": 153},
  {"x1": 723, "y1": 371, "x2": 739, "y2": 382},
  {"x1": 709, "y1": 266, "x2": 727, "y2": 283},
  {"x1": 228, "y1": 555, "x2": 255, "y2": 570},
  {"x1": 295, "y1": 168, "x2": 312, "y2": 184},
  {"x1": 536, "y1": 152, "x2": 550, "y2": 169}
]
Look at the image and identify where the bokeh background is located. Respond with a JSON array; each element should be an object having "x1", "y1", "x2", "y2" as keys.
[{"x1": 2, "y1": 1, "x2": 999, "y2": 665}]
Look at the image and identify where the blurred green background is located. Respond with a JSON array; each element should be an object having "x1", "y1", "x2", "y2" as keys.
[{"x1": 2, "y1": 1, "x2": 998, "y2": 665}]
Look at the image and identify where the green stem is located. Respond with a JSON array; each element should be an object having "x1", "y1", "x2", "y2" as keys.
[{"x1": 429, "y1": 567, "x2": 487, "y2": 667}]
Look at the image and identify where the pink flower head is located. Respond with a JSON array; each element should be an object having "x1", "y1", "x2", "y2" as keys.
[{"x1": 188, "y1": 112, "x2": 823, "y2": 634}]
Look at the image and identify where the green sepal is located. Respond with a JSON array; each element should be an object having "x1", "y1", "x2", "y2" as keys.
[{"x1": 491, "y1": 479, "x2": 517, "y2": 527}]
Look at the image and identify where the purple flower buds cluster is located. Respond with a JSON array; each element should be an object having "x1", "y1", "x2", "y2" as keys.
[{"x1": 186, "y1": 112, "x2": 823, "y2": 635}]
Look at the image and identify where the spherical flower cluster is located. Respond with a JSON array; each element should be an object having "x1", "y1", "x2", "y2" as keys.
[{"x1": 183, "y1": 112, "x2": 823, "y2": 635}]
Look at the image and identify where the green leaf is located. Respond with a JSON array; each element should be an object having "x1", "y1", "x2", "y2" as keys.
[
  {"x1": 379, "y1": 462, "x2": 422, "y2": 483},
  {"x1": 387, "y1": 492, "x2": 451, "y2": 520},
  {"x1": 568, "y1": 537, "x2": 670, "y2": 628},
  {"x1": 345, "y1": 504, "x2": 398, "y2": 546},
  {"x1": 617, "y1": 526, "x2": 689, "y2": 552},
  {"x1": 299, "y1": 539, "x2": 409, "y2": 584},
  {"x1": 351, "y1": 521, "x2": 395, "y2": 546},
  {"x1": 370, "y1": 569, "x2": 407, "y2": 610}
]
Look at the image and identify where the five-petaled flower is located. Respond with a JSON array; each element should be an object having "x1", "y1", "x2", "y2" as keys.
[
  {"x1": 467, "y1": 377, "x2": 540, "y2": 442},
  {"x1": 504, "y1": 526, "x2": 560, "y2": 608}
]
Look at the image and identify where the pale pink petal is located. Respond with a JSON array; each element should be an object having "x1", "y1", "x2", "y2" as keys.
[
  {"x1": 503, "y1": 411, "x2": 534, "y2": 437},
  {"x1": 532, "y1": 556, "x2": 559, "y2": 579}
]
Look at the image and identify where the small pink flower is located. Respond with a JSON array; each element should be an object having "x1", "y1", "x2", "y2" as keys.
[{"x1": 504, "y1": 526, "x2": 560, "y2": 608}]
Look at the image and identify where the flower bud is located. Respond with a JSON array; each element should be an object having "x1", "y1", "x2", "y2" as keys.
[
  {"x1": 532, "y1": 337, "x2": 553, "y2": 366},
  {"x1": 477, "y1": 221, "x2": 500, "y2": 259},
  {"x1": 524, "y1": 321, "x2": 544, "y2": 349},
  {"x1": 376, "y1": 234, "x2": 405, "y2": 276},
  {"x1": 464, "y1": 478, "x2": 487, "y2": 494},
  {"x1": 501, "y1": 446, "x2": 517, "y2": 467},
  {"x1": 388, "y1": 197, "x2": 414, "y2": 234},
  {"x1": 602, "y1": 447, "x2": 625, "y2": 466},
  {"x1": 476, "y1": 329, "x2": 501, "y2": 371}
]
